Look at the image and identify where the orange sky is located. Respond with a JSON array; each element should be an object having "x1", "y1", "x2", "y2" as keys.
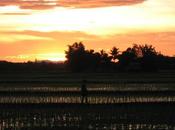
[{"x1": 0, "y1": 0, "x2": 175, "y2": 62}]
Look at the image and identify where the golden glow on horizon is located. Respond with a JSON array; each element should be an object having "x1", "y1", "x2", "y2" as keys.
[
  {"x1": 37, "y1": 53, "x2": 66, "y2": 61},
  {"x1": 0, "y1": 53, "x2": 66, "y2": 62},
  {"x1": 0, "y1": 0, "x2": 175, "y2": 61}
]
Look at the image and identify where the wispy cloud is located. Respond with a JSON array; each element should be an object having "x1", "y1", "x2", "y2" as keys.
[
  {"x1": 58, "y1": 0, "x2": 146, "y2": 8},
  {"x1": 0, "y1": 12, "x2": 31, "y2": 15},
  {"x1": 0, "y1": 0, "x2": 57, "y2": 10},
  {"x1": 0, "y1": 32, "x2": 53, "y2": 43},
  {"x1": 0, "y1": 0, "x2": 146, "y2": 10}
]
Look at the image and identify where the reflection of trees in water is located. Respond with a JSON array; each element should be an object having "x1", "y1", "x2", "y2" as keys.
[{"x1": 0, "y1": 103, "x2": 175, "y2": 130}]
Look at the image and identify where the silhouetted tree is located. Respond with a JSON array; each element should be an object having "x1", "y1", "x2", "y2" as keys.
[
  {"x1": 118, "y1": 47, "x2": 137, "y2": 71},
  {"x1": 85, "y1": 49, "x2": 100, "y2": 71},
  {"x1": 64, "y1": 42, "x2": 175, "y2": 72},
  {"x1": 117, "y1": 44, "x2": 160, "y2": 71},
  {"x1": 110, "y1": 47, "x2": 119, "y2": 62},
  {"x1": 139, "y1": 44, "x2": 159, "y2": 71},
  {"x1": 65, "y1": 42, "x2": 87, "y2": 72},
  {"x1": 99, "y1": 50, "x2": 112, "y2": 71},
  {"x1": 65, "y1": 43, "x2": 113, "y2": 72}
]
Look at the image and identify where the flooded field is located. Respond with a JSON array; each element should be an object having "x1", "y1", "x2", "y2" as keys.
[
  {"x1": 0, "y1": 72, "x2": 175, "y2": 129},
  {"x1": 0, "y1": 103, "x2": 175, "y2": 130},
  {"x1": 0, "y1": 82, "x2": 175, "y2": 104}
]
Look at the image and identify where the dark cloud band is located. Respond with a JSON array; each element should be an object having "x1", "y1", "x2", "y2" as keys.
[
  {"x1": 58, "y1": 0, "x2": 146, "y2": 8},
  {"x1": 0, "y1": 0, "x2": 145, "y2": 10}
]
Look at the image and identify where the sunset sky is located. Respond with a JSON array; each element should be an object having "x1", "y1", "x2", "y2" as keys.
[{"x1": 0, "y1": 0, "x2": 175, "y2": 62}]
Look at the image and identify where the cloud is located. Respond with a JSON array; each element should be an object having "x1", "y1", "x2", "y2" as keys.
[
  {"x1": 0, "y1": 0, "x2": 146, "y2": 10},
  {"x1": 0, "y1": 12, "x2": 31, "y2": 15},
  {"x1": 58, "y1": 0, "x2": 146, "y2": 8},
  {"x1": 0, "y1": 0, "x2": 57, "y2": 10},
  {"x1": 0, "y1": 31, "x2": 53, "y2": 43}
]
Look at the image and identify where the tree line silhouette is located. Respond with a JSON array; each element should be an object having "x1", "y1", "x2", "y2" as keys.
[
  {"x1": 0, "y1": 42, "x2": 175, "y2": 73},
  {"x1": 65, "y1": 42, "x2": 175, "y2": 72}
]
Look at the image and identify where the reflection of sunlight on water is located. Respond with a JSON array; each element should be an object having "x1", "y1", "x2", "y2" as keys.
[
  {"x1": 0, "y1": 109, "x2": 174, "y2": 130},
  {"x1": 0, "y1": 83, "x2": 175, "y2": 104},
  {"x1": 0, "y1": 83, "x2": 175, "y2": 129},
  {"x1": 0, "y1": 95, "x2": 175, "y2": 104}
]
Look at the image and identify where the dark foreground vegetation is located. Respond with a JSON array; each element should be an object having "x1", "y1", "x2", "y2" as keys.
[{"x1": 0, "y1": 42, "x2": 175, "y2": 73}]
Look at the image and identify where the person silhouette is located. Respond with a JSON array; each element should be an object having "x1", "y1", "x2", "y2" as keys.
[{"x1": 81, "y1": 80, "x2": 88, "y2": 104}]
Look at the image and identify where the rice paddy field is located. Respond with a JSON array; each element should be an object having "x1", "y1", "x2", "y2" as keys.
[{"x1": 0, "y1": 72, "x2": 175, "y2": 130}]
